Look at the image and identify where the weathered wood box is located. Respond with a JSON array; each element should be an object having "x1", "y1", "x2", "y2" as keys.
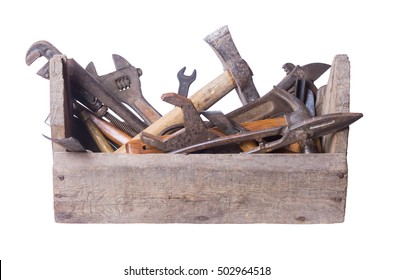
[{"x1": 50, "y1": 54, "x2": 352, "y2": 224}]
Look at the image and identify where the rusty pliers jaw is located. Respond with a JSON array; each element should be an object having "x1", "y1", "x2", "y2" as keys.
[
  {"x1": 252, "y1": 112, "x2": 364, "y2": 154},
  {"x1": 169, "y1": 112, "x2": 363, "y2": 155}
]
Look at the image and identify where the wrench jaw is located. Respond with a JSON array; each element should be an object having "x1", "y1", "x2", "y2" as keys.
[
  {"x1": 86, "y1": 54, "x2": 161, "y2": 125},
  {"x1": 25, "y1": 40, "x2": 62, "y2": 79},
  {"x1": 177, "y1": 66, "x2": 197, "y2": 97}
]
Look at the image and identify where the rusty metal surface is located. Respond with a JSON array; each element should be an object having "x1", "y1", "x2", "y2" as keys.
[
  {"x1": 204, "y1": 25, "x2": 260, "y2": 105},
  {"x1": 177, "y1": 66, "x2": 197, "y2": 97},
  {"x1": 42, "y1": 135, "x2": 87, "y2": 152},
  {"x1": 67, "y1": 58, "x2": 147, "y2": 133},
  {"x1": 25, "y1": 41, "x2": 140, "y2": 136},
  {"x1": 141, "y1": 93, "x2": 218, "y2": 152},
  {"x1": 27, "y1": 27, "x2": 362, "y2": 157},
  {"x1": 170, "y1": 113, "x2": 362, "y2": 154},
  {"x1": 86, "y1": 55, "x2": 161, "y2": 125}
]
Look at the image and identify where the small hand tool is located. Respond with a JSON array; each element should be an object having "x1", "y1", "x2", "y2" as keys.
[
  {"x1": 177, "y1": 66, "x2": 197, "y2": 97},
  {"x1": 72, "y1": 84, "x2": 139, "y2": 136},
  {"x1": 170, "y1": 112, "x2": 363, "y2": 154},
  {"x1": 73, "y1": 102, "x2": 133, "y2": 147},
  {"x1": 86, "y1": 55, "x2": 162, "y2": 125}
]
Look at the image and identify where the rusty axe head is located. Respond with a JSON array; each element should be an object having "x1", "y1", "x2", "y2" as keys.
[{"x1": 204, "y1": 26, "x2": 260, "y2": 105}]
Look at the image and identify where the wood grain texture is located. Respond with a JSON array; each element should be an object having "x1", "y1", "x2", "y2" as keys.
[
  {"x1": 49, "y1": 55, "x2": 69, "y2": 152},
  {"x1": 321, "y1": 55, "x2": 350, "y2": 153},
  {"x1": 53, "y1": 153, "x2": 348, "y2": 224}
]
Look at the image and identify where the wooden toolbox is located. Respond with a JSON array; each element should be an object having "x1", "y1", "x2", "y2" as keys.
[{"x1": 50, "y1": 54, "x2": 351, "y2": 224}]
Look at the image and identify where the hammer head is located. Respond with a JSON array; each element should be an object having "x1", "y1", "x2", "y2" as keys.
[{"x1": 204, "y1": 26, "x2": 260, "y2": 105}]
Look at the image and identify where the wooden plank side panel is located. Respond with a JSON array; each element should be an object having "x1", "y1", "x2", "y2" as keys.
[
  {"x1": 321, "y1": 54, "x2": 351, "y2": 153},
  {"x1": 49, "y1": 55, "x2": 74, "y2": 152},
  {"x1": 53, "y1": 153, "x2": 348, "y2": 224}
]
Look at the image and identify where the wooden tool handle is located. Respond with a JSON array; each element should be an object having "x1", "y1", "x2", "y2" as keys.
[
  {"x1": 223, "y1": 117, "x2": 288, "y2": 152},
  {"x1": 79, "y1": 110, "x2": 114, "y2": 153},
  {"x1": 115, "y1": 71, "x2": 235, "y2": 153},
  {"x1": 86, "y1": 111, "x2": 133, "y2": 146},
  {"x1": 125, "y1": 139, "x2": 165, "y2": 154}
]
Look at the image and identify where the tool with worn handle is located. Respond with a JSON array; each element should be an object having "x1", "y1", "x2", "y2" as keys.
[
  {"x1": 75, "y1": 104, "x2": 133, "y2": 147},
  {"x1": 72, "y1": 83, "x2": 139, "y2": 136},
  {"x1": 73, "y1": 104, "x2": 114, "y2": 153},
  {"x1": 115, "y1": 25, "x2": 260, "y2": 153}
]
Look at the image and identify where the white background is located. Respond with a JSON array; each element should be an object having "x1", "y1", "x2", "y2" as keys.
[{"x1": 0, "y1": 0, "x2": 391, "y2": 279}]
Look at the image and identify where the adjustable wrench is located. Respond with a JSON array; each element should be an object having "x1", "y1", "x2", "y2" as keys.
[{"x1": 86, "y1": 55, "x2": 162, "y2": 125}]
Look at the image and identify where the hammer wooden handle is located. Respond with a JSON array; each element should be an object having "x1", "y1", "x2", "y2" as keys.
[{"x1": 115, "y1": 71, "x2": 235, "y2": 153}]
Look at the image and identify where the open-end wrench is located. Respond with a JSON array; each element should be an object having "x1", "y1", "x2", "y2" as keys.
[
  {"x1": 177, "y1": 66, "x2": 197, "y2": 97},
  {"x1": 86, "y1": 55, "x2": 162, "y2": 125}
]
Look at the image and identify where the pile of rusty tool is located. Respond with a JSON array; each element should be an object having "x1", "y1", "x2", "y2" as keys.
[{"x1": 26, "y1": 26, "x2": 362, "y2": 155}]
